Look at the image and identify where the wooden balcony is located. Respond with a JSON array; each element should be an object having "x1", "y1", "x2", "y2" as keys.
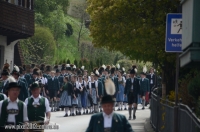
[{"x1": 0, "y1": 1, "x2": 34, "y2": 45}]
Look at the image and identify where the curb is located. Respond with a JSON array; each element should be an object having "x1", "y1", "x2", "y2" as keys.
[{"x1": 144, "y1": 118, "x2": 155, "y2": 132}]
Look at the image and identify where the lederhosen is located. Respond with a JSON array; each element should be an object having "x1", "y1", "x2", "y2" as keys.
[{"x1": 128, "y1": 79, "x2": 137, "y2": 104}]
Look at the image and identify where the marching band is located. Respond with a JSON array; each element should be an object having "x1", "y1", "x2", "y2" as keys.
[{"x1": 0, "y1": 62, "x2": 154, "y2": 132}]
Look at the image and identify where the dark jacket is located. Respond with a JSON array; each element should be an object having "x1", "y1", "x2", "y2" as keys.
[
  {"x1": 86, "y1": 113, "x2": 134, "y2": 132},
  {"x1": 146, "y1": 73, "x2": 157, "y2": 90},
  {"x1": 97, "y1": 79, "x2": 104, "y2": 97},
  {"x1": 0, "y1": 80, "x2": 9, "y2": 94},
  {"x1": 47, "y1": 77, "x2": 59, "y2": 91},
  {"x1": 18, "y1": 80, "x2": 28, "y2": 101},
  {"x1": 124, "y1": 77, "x2": 140, "y2": 96},
  {"x1": 139, "y1": 78, "x2": 150, "y2": 92}
]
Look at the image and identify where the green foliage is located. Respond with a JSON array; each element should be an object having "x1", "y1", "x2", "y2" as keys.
[
  {"x1": 188, "y1": 74, "x2": 200, "y2": 101},
  {"x1": 86, "y1": 0, "x2": 179, "y2": 63},
  {"x1": 44, "y1": 6, "x2": 66, "y2": 41},
  {"x1": 20, "y1": 26, "x2": 56, "y2": 64},
  {"x1": 86, "y1": 0, "x2": 180, "y2": 93},
  {"x1": 65, "y1": 23, "x2": 74, "y2": 37},
  {"x1": 23, "y1": 0, "x2": 127, "y2": 68},
  {"x1": 34, "y1": 0, "x2": 69, "y2": 15},
  {"x1": 79, "y1": 60, "x2": 82, "y2": 68},
  {"x1": 90, "y1": 61, "x2": 94, "y2": 71},
  {"x1": 74, "y1": 59, "x2": 78, "y2": 66},
  {"x1": 67, "y1": 59, "x2": 71, "y2": 64},
  {"x1": 63, "y1": 58, "x2": 66, "y2": 64}
]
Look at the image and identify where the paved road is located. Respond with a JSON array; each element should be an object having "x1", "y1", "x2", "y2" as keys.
[{"x1": 45, "y1": 104, "x2": 150, "y2": 132}]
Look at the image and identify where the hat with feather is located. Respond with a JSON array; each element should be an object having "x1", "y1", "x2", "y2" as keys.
[
  {"x1": 140, "y1": 65, "x2": 147, "y2": 75},
  {"x1": 102, "y1": 64, "x2": 106, "y2": 70},
  {"x1": 66, "y1": 64, "x2": 71, "y2": 71},
  {"x1": 80, "y1": 66, "x2": 85, "y2": 73},
  {"x1": 101, "y1": 79, "x2": 116, "y2": 104},
  {"x1": 116, "y1": 64, "x2": 120, "y2": 71},
  {"x1": 130, "y1": 67, "x2": 137, "y2": 74},
  {"x1": 33, "y1": 67, "x2": 40, "y2": 75},
  {"x1": 105, "y1": 65, "x2": 111, "y2": 73},
  {"x1": 98, "y1": 67, "x2": 104, "y2": 75},
  {"x1": 119, "y1": 67, "x2": 125, "y2": 74},
  {"x1": 93, "y1": 68, "x2": 100, "y2": 77},
  {"x1": 7, "y1": 76, "x2": 21, "y2": 90},
  {"x1": 111, "y1": 66, "x2": 116, "y2": 74},
  {"x1": 45, "y1": 65, "x2": 51, "y2": 72},
  {"x1": 11, "y1": 65, "x2": 20, "y2": 76},
  {"x1": 19, "y1": 66, "x2": 24, "y2": 75},
  {"x1": 30, "y1": 81, "x2": 41, "y2": 90},
  {"x1": 61, "y1": 64, "x2": 66, "y2": 71},
  {"x1": 132, "y1": 65, "x2": 137, "y2": 73},
  {"x1": 72, "y1": 65, "x2": 76, "y2": 71}
]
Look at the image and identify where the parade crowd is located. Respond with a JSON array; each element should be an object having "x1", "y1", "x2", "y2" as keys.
[{"x1": 0, "y1": 63, "x2": 157, "y2": 132}]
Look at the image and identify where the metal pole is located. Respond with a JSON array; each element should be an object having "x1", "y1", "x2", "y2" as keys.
[{"x1": 174, "y1": 53, "x2": 179, "y2": 132}]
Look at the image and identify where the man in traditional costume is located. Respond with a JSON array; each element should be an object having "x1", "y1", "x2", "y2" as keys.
[
  {"x1": 86, "y1": 79, "x2": 134, "y2": 132},
  {"x1": 25, "y1": 81, "x2": 51, "y2": 132}
]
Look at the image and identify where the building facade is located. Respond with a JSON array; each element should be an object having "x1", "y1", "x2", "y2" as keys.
[{"x1": 0, "y1": 0, "x2": 34, "y2": 71}]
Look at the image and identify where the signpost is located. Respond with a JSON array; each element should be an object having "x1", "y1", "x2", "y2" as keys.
[
  {"x1": 165, "y1": 13, "x2": 182, "y2": 52},
  {"x1": 166, "y1": 13, "x2": 182, "y2": 132}
]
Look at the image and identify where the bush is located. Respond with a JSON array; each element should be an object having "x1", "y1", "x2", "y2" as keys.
[{"x1": 188, "y1": 74, "x2": 200, "y2": 101}]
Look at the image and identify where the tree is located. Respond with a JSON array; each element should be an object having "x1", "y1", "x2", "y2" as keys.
[
  {"x1": 79, "y1": 60, "x2": 83, "y2": 68},
  {"x1": 65, "y1": 23, "x2": 73, "y2": 37},
  {"x1": 74, "y1": 59, "x2": 78, "y2": 66},
  {"x1": 67, "y1": 59, "x2": 71, "y2": 64},
  {"x1": 20, "y1": 26, "x2": 56, "y2": 64},
  {"x1": 87, "y1": 0, "x2": 180, "y2": 94}
]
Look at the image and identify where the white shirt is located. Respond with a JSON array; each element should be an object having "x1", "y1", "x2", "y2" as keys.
[
  {"x1": 150, "y1": 73, "x2": 154, "y2": 84},
  {"x1": 0, "y1": 98, "x2": 29, "y2": 124},
  {"x1": 103, "y1": 112, "x2": 113, "y2": 128},
  {"x1": 4, "y1": 79, "x2": 8, "y2": 86},
  {"x1": 131, "y1": 78, "x2": 134, "y2": 89},
  {"x1": 89, "y1": 81, "x2": 97, "y2": 89},
  {"x1": 88, "y1": 76, "x2": 91, "y2": 82},
  {"x1": 122, "y1": 76, "x2": 126, "y2": 83},
  {"x1": 40, "y1": 77, "x2": 47, "y2": 85},
  {"x1": 75, "y1": 81, "x2": 82, "y2": 89},
  {"x1": 25, "y1": 95, "x2": 51, "y2": 113}
]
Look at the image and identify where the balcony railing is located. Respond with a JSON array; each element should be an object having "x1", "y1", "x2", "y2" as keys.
[{"x1": 0, "y1": 0, "x2": 34, "y2": 43}]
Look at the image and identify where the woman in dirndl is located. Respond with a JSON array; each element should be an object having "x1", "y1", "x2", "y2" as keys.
[
  {"x1": 89, "y1": 72, "x2": 98, "y2": 113},
  {"x1": 83, "y1": 75, "x2": 91, "y2": 114},
  {"x1": 79, "y1": 75, "x2": 87, "y2": 114},
  {"x1": 123, "y1": 72, "x2": 130, "y2": 110},
  {"x1": 75, "y1": 74, "x2": 83, "y2": 115},
  {"x1": 116, "y1": 70, "x2": 126, "y2": 111},
  {"x1": 71, "y1": 75, "x2": 78, "y2": 116},
  {"x1": 59, "y1": 76, "x2": 74, "y2": 117}
]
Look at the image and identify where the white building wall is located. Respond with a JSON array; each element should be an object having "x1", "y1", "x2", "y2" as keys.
[{"x1": 0, "y1": 35, "x2": 19, "y2": 71}]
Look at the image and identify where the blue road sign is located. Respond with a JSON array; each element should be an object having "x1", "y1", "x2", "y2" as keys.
[{"x1": 165, "y1": 13, "x2": 182, "y2": 52}]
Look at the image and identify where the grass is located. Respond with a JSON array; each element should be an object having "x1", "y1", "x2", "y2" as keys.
[{"x1": 55, "y1": 14, "x2": 92, "y2": 64}]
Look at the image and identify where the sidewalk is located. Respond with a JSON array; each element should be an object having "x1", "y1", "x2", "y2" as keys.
[
  {"x1": 127, "y1": 105, "x2": 155, "y2": 132},
  {"x1": 144, "y1": 118, "x2": 155, "y2": 132}
]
